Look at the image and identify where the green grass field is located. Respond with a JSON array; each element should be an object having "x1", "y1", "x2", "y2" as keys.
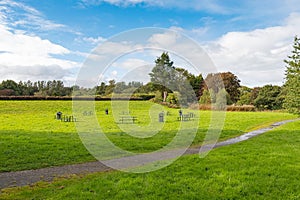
[
  {"x1": 0, "y1": 100, "x2": 297, "y2": 172},
  {"x1": 1, "y1": 117, "x2": 299, "y2": 199}
]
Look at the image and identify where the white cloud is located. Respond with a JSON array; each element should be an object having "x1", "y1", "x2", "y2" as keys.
[
  {"x1": 89, "y1": 41, "x2": 144, "y2": 62},
  {"x1": 0, "y1": 25, "x2": 74, "y2": 67},
  {"x1": 97, "y1": 70, "x2": 118, "y2": 83},
  {"x1": 112, "y1": 58, "x2": 151, "y2": 70},
  {"x1": 0, "y1": 0, "x2": 77, "y2": 33},
  {"x1": 117, "y1": 64, "x2": 153, "y2": 83},
  {"x1": 82, "y1": 36, "x2": 106, "y2": 45},
  {"x1": 148, "y1": 30, "x2": 180, "y2": 47},
  {"x1": 0, "y1": 24, "x2": 78, "y2": 82},
  {"x1": 79, "y1": 0, "x2": 228, "y2": 13},
  {"x1": 147, "y1": 29, "x2": 216, "y2": 75},
  {"x1": 204, "y1": 12, "x2": 300, "y2": 86},
  {"x1": 0, "y1": 1, "x2": 80, "y2": 83},
  {"x1": 0, "y1": 64, "x2": 69, "y2": 81},
  {"x1": 0, "y1": 0, "x2": 41, "y2": 16}
]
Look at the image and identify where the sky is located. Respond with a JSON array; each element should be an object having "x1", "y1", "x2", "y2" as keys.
[{"x1": 0, "y1": 0, "x2": 300, "y2": 87}]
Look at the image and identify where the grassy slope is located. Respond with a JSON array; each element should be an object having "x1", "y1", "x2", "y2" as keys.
[
  {"x1": 0, "y1": 100, "x2": 297, "y2": 172},
  {"x1": 1, "y1": 120, "x2": 299, "y2": 199}
]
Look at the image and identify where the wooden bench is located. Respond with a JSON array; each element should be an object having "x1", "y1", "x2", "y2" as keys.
[
  {"x1": 178, "y1": 114, "x2": 191, "y2": 121},
  {"x1": 61, "y1": 115, "x2": 77, "y2": 122},
  {"x1": 119, "y1": 116, "x2": 137, "y2": 124}
]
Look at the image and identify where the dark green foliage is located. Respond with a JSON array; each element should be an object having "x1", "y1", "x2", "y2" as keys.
[
  {"x1": 237, "y1": 92, "x2": 252, "y2": 105},
  {"x1": 137, "y1": 82, "x2": 157, "y2": 93},
  {"x1": 0, "y1": 80, "x2": 21, "y2": 95},
  {"x1": 283, "y1": 36, "x2": 300, "y2": 115},
  {"x1": 175, "y1": 68, "x2": 204, "y2": 99},
  {"x1": 237, "y1": 86, "x2": 254, "y2": 105},
  {"x1": 96, "y1": 82, "x2": 106, "y2": 96},
  {"x1": 254, "y1": 85, "x2": 283, "y2": 110},
  {"x1": 0, "y1": 80, "x2": 72, "y2": 96}
]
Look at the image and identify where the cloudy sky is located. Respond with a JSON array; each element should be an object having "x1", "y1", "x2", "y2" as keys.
[{"x1": 0, "y1": 0, "x2": 299, "y2": 87}]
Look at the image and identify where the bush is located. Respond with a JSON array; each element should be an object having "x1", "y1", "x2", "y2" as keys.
[
  {"x1": 166, "y1": 93, "x2": 178, "y2": 105},
  {"x1": 226, "y1": 105, "x2": 255, "y2": 112},
  {"x1": 134, "y1": 94, "x2": 155, "y2": 100},
  {"x1": 189, "y1": 103, "x2": 255, "y2": 112}
]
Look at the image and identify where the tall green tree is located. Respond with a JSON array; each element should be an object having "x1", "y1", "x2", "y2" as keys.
[
  {"x1": 283, "y1": 36, "x2": 300, "y2": 115},
  {"x1": 149, "y1": 52, "x2": 176, "y2": 101}
]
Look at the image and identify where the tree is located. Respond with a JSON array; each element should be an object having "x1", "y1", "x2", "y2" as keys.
[
  {"x1": 250, "y1": 87, "x2": 260, "y2": 105},
  {"x1": 114, "y1": 82, "x2": 127, "y2": 93},
  {"x1": 0, "y1": 80, "x2": 21, "y2": 95},
  {"x1": 203, "y1": 72, "x2": 241, "y2": 104},
  {"x1": 149, "y1": 53, "x2": 199, "y2": 105},
  {"x1": 254, "y1": 85, "x2": 283, "y2": 110},
  {"x1": 105, "y1": 80, "x2": 116, "y2": 96},
  {"x1": 175, "y1": 68, "x2": 204, "y2": 99},
  {"x1": 137, "y1": 82, "x2": 156, "y2": 93},
  {"x1": 220, "y1": 72, "x2": 241, "y2": 103},
  {"x1": 188, "y1": 74, "x2": 204, "y2": 99},
  {"x1": 149, "y1": 52, "x2": 176, "y2": 101},
  {"x1": 96, "y1": 82, "x2": 106, "y2": 96},
  {"x1": 283, "y1": 36, "x2": 300, "y2": 115},
  {"x1": 199, "y1": 89, "x2": 215, "y2": 104},
  {"x1": 237, "y1": 86, "x2": 252, "y2": 105},
  {"x1": 215, "y1": 89, "x2": 228, "y2": 110}
]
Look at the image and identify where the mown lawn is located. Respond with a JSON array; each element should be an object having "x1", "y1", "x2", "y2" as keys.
[
  {"x1": 1, "y1": 119, "x2": 299, "y2": 199},
  {"x1": 0, "y1": 100, "x2": 297, "y2": 172}
]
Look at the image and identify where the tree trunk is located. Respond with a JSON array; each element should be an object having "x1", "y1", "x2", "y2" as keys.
[{"x1": 163, "y1": 91, "x2": 167, "y2": 102}]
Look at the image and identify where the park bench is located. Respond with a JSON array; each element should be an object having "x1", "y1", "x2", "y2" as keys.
[
  {"x1": 177, "y1": 112, "x2": 195, "y2": 121},
  {"x1": 178, "y1": 114, "x2": 191, "y2": 121},
  {"x1": 61, "y1": 115, "x2": 77, "y2": 122},
  {"x1": 119, "y1": 115, "x2": 137, "y2": 124}
]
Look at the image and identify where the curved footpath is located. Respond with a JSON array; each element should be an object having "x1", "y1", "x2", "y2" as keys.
[{"x1": 0, "y1": 119, "x2": 298, "y2": 189}]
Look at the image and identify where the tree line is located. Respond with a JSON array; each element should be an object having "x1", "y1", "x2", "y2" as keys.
[
  {"x1": 0, "y1": 80, "x2": 73, "y2": 96},
  {"x1": 0, "y1": 37, "x2": 299, "y2": 114}
]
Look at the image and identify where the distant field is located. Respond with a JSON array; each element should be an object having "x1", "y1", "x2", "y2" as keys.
[
  {"x1": 1, "y1": 118, "x2": 299, "y2": 199},
  {"x1": 0, "y1": 100, "x2": 297, "y2": 172}
]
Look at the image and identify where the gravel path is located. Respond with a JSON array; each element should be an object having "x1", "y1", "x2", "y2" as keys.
[{"x1": 0, "y1": 119, "x2": 298, "y2": 189}]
